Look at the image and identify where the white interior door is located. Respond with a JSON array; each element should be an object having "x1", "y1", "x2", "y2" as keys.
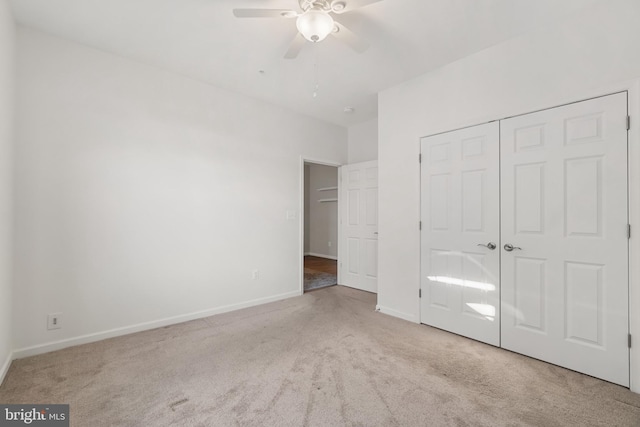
[
  {"x1": 420, "y1": 122, "x2": 501, "y2": 346},
  {"x1": 500, "y1": 92, "x2": 629, "y2": 386},
  {"x1": 340, "y1": 161, "x2": 378, "y2": 293}
]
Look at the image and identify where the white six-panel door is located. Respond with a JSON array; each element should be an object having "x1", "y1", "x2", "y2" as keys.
[
  {"x1": 420, "y1": 122, "x2": 501, "y2": 346},
  {"x1": 500, "y1": 93, "x2": 629, "y2": 386},
  {"x1": 420, "y1": 93, "x2": 629, "y2": 386},
  {"x1": 340, "y1": 161, "x2": 378, "y2": 293}
]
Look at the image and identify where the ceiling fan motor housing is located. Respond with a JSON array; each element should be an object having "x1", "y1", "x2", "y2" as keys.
[{"x1": 299, "y1": 0, "x2": 332, "y2": 12}]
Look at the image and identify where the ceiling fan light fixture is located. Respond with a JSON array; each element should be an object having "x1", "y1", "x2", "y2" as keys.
[{"x1": 296, "y1": 7, "x2": 334, "y2": 42}]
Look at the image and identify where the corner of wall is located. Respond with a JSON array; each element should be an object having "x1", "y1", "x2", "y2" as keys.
[
  {"x1": 0, "y1": 350, "x2": 12, "y2": 386},
  {"x1": 0, "y1": 0, "x2": 16, "y2": 386}
]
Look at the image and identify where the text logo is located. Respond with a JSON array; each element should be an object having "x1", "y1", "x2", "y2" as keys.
[{"x1": 0, "y1": 405, "x2": 69, "y2": 427}]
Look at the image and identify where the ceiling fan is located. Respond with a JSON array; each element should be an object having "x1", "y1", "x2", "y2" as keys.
[{"x1": 233, "y1": 0, "x2": 383, "y2": 59}]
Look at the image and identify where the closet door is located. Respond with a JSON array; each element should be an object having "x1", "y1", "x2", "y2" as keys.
[
  {"x1": 500, "y1": 93, "x2": 629, "y2": 386},
  {"x1": 420, "y1": 122, "x2": 500, "y2": 346}
]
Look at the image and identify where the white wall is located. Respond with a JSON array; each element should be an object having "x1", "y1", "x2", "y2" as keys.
[
  {"x1": 306, "y1": 163, "x2": 338, "y2": 259},
  {"x1": 378, "y1": 0, "x2": 640, "y2": 390},
  {"x1": 0, "y1": 0, "x2": 15, "y2": 382},
  {"x1": 13, "y1": 28, "x2": 347, "y2": 355},
  {"x1": 348, "y1": 118, "x2": 378, "y2": 163}
]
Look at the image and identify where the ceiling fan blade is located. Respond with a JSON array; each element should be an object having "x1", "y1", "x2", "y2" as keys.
[
  {"x1": 331, "y1": 0, "x2": 384, "y2": 14},
  {"x1": 331, "y1": 22, "x2": 370, "y2": 53},
  {"x1": 284, "y1": 33, "x2": 306, "y2": 59},
  {"x1": 233, "y1": 9, "x2": 297, "y2": 18}
]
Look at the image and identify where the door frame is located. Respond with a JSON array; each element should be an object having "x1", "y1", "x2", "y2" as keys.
[
  {"x1": 299, "y1": 157, "x2": 343, "y2": 295},
  {"x1": 418, "y1": 80, "x2": 640, "y2": 392},
  {"x1": 627, "y1": 80, "x2": 640, "y2": 393}
]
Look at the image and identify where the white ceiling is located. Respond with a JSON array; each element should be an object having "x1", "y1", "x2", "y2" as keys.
[{"x1": 9, "y1": 0, "x2": 599, "y2": 127}]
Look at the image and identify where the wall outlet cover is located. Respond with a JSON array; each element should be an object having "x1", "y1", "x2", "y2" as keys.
[{"x1": 47, "y1": 313, "x2": 62, "y2": 330}]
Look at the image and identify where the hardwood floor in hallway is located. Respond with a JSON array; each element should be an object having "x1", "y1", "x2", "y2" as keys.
[{"x1": 304, "y1": 256, "x2": 337, "y2": 275}]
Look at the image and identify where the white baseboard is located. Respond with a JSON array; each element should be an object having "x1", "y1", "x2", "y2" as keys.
[
  {"x1": 376, "y1": 305, "x2": 418, "y2": 324},
  {"x1": 0, "y1": 350, "x2": 12, "y2": 386},
  {"x1": 305, "y1": 252, "x2": 338, "y2": 261},
  {"x1": 13, "y1": 290, "x2": 300, "y2": 360}
]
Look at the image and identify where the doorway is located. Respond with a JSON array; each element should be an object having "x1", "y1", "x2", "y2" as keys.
[{"x1": 303, "y1": 162, "x2": 339, "y2": 292}]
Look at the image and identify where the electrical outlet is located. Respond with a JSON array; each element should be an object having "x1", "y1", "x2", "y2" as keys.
[
  {"x1": 47, "y1": 313, "x2": 62, "y2": 330},
  {"x1": 328, "y1": 241, "x2": 332, "y2": 247},
  {"x1": 252, "y1": 270, "x2": 260, "y2": 280}
]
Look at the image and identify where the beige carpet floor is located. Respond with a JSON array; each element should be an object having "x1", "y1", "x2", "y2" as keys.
[{"x1": 1, "y1": 285, "x2": 640, "y2": 426}]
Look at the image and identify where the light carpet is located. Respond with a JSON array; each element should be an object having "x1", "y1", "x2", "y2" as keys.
[{"x1": 1, "y1": 286, "x2": 639, "y2": 426}]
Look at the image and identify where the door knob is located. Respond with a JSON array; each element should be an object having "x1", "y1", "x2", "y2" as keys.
[
  {"x1": 477, "y1": 242, "x2": 496, "y2": 250},
  {"x1": 504, "y1": 243, "x2": 522, "y2": 252}
]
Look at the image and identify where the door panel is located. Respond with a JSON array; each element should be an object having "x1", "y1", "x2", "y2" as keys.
[
  {"x1": 340, "y1": 161, "x2": 378, "y2": 292},
  {"x1": 501, "y1": 92, "x2": 629, "y2": 386},
  {"x1": 513, "y1": 256, "x2": 546, "y2": 333},
  {"x1": 420, "y1": 122, "x2": 501, "y2": 346}
]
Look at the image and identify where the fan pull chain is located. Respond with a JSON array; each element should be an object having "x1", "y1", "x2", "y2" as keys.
[{"x1": 313, "y1": 44, "x2": 319, "y2": 98}]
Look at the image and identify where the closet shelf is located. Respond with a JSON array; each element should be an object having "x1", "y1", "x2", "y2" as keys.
[
  {"x1": 318, "y1": 198, "x2": 338, "y2": 203},
  {"x1": 317, "y1": 187, "x2": 338, "y2": 192}
]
